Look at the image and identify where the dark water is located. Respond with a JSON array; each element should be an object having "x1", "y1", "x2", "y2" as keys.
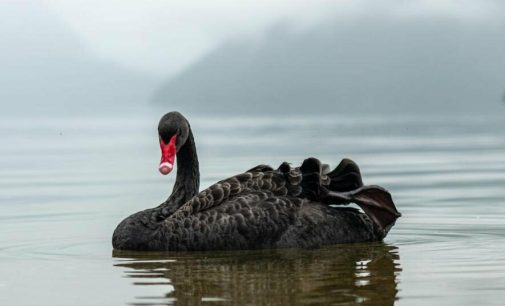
[{"x1": 1, "y1": 112, "x2": 504, "y2": 305}]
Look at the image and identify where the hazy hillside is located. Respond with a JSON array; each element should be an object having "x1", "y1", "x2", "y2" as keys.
[
  {"x1": 153, "y1": 17, "x2": 505, "y2": 115},
  {"x1": 0, "y1": 2, "x2": 157, "y2": 114}
]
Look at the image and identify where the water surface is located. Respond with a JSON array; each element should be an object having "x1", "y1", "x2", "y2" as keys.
[{"x1": 1, "y1": 112, "x2": 504, "y2": 305}]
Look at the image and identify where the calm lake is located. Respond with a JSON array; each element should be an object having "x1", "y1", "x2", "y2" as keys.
[{"x1": 1, "y1": 110, "x2": 504, "y2": 305}]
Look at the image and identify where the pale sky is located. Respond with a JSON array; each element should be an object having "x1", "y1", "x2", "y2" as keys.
[{"x1": 39, "y1": 0, "x2": 503, "y2": 77}]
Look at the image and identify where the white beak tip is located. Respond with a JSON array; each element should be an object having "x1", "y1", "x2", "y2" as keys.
[{"x1": 159, "y1": 162, "x2": 173, "y2": 175}]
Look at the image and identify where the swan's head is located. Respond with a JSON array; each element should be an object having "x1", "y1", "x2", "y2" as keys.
[{"x1": 157, "y1": 112, "x2": 190, "y2": 175}]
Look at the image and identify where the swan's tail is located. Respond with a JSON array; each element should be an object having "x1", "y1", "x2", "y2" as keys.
[{"x1": 296, "y1": 157, "x2": 401, "y2": 236}]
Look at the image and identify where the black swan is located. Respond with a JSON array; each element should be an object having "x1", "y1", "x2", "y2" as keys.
[{"x1": 112, "y1": 112, "x2": 401, "y2": 251}]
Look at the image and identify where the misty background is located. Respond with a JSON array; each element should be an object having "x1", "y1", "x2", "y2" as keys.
[{"x1": 2, "y1": 0, "x2": 505, "y2": 115}]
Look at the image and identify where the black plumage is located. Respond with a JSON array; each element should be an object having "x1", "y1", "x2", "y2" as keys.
[{"x1": 112, "y1": 112, "x2": 401, "y2": 251}]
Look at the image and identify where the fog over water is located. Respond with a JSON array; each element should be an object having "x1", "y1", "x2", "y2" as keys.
[{"x1": 2, "y1": 0, "x2": 505, "y2": 115}]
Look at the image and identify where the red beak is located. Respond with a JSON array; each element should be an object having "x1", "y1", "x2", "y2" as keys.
[{"x1": 159, "y1": 135, "x2": 177, "y2": 175}]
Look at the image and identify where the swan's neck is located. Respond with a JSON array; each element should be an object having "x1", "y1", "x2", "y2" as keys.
[{"x1": 167, "y1": 129, "x2": 200, "y2": 206}]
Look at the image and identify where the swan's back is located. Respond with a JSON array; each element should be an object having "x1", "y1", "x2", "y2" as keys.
[
  {"x1": 153, "y1": 193, "x2": 377, "y2": 251},
  {"x1": 113, "y1": 158, "x2": 399, "y2": 251}
]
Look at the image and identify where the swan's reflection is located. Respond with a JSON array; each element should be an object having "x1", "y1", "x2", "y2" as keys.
[{"x1": 113, "y1": 243, "x2": 401, "y2": 306}]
